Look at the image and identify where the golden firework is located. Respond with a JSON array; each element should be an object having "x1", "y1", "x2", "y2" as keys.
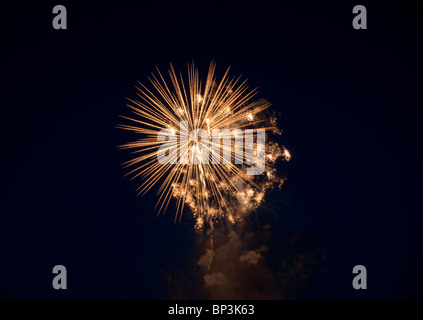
[{"x1": 118, "y1": 61, "x2": 289, "y2": 228}]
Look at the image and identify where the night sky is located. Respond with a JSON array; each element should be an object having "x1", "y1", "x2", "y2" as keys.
[{"x1": 1, "y1": 0, "x2": 422, "y2": 299}]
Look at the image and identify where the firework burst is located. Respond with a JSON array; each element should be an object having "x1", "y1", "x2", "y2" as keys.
[{"x1": 118, "y1": 61, "x2": 289, "y2": 229}]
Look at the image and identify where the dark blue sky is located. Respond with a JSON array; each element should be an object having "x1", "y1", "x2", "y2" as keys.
[{"x1": 1, "y1": 0, "x2": 422, "y2": 299}]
